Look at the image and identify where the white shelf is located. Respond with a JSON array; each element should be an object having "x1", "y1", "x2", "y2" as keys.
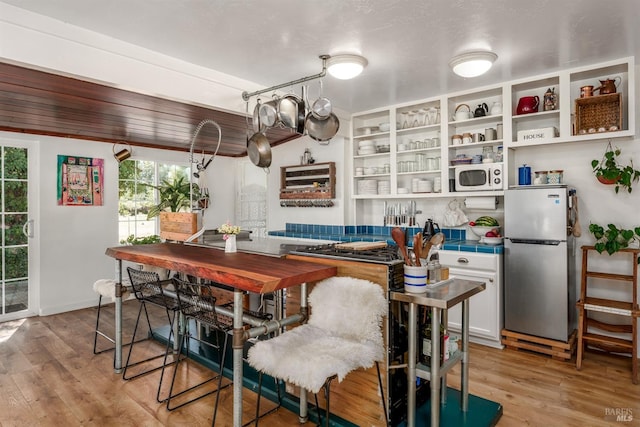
[{"x1": 350, "y1": 57, "x2": 634, "y2": 202}]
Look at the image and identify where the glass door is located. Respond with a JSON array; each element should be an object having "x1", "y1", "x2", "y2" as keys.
[{"x1": 0, "y1": 142, "x2": 34, "y2": 321}]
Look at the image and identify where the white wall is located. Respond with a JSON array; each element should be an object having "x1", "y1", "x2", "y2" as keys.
[
  {"x1": 265, "y1": 135, "x2": 348, "y2": 230},
  {"x1": 0, "y1": 129, "x2": 239, "y2": 316},
  {"x1": 2, "y1": 4, "x2": 639, "y2": 320}
]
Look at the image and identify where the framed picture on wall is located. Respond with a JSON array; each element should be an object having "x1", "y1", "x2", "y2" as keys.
[{"x1": 57, "y1": 155, "x2": 104, "y2": 206}]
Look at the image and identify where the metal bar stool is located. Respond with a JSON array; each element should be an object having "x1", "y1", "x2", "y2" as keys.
[
  {"x1": 166, "y1": 277, "x2": 280, "y2": 426},
  {"x1": 247, "y1": 276, "x2": 388, "y2": 427},
  {"x1": 92, "y1": 279, "x2": 149, "y2": 367},
  {"x1": 122, "y1": 266, "x2": 181, "y2": 401},
  {"x1": 162, "y1": 276, "x2": 233, "y2": 412}
]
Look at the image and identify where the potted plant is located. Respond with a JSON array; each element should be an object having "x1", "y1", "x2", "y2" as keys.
[
  {"x1": 145, "y1": 176, "x2": 203, "y2": 241},
  {"x1": 589, "y1": 223, "x2": 640, "y2": 262},
  {"x1": 591, "y1": 142, "x2": 640, "y2": 193},
  {"x1": 145, "y1": 175, "x2": 203, "y2": 219}
]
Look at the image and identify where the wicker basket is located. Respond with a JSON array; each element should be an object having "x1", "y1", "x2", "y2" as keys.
[{"x1": 574, "y1": 93, "x2": 622, "y2": 135}]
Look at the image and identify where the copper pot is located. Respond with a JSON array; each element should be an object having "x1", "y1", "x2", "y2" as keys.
[
  {"x1": 580, "y1": 85, "x2": 594, "y2": 98},
  {"x1": 594, "y1": 77, "x2": 621, "y2": 95}
]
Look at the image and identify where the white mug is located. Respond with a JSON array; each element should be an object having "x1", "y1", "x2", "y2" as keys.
[{"x1": 451, "y1": 135, "x2": 462, "y2": 145}]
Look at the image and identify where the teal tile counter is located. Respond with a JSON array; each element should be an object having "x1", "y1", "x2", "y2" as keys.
[{"x1": 269, "y1": 223, "x2": 503, "y2": 254}]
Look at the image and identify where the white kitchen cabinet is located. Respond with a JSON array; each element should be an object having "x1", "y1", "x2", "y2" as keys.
[
  {"x1": 350, "y1": 98, "x2": 443, "y2": 199},
  {"x1": 445, "y1": 85, "x2": 506, "y2": 195},
  {"x1": 438, "y1": 251, "x2": 504, "y2": 349},
  {"x1": 349, "y1": 56, "x2": 635, "y2": 204}
]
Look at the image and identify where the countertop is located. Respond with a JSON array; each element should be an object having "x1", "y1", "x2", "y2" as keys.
[
  {"x1": 105, "y1": 242, "x2": 337, "y2": 294},
  {"x1": 189, "y1": 236, "x2": 337, "y2": 257}
]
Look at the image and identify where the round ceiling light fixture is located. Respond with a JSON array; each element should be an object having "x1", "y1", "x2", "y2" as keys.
[
  {"x1": 326, "y1": 54, "x2": 368, "y2": 80},
  {"x1": 449, "y1": 51, "x2": 498, "y2": 78}
]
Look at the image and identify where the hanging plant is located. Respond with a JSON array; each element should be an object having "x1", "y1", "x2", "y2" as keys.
[{"x1": 591, "y1": 141, "x2": 640, "y2": 193}]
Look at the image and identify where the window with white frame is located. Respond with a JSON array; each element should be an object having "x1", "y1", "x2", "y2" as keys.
[{"x1": 118, "y1": 159, "x2": 190, "y2": 243}]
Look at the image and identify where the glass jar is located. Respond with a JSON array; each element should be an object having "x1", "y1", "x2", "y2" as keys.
[
  {"x1": 495, "y1": 145, "x2": 504, "y2": 163},
  {"x1": 548, "y1": 170, "x2": 563, "y2": 184},
  {"x1": 427, "y1": 261, "x2": 436, "y2": 284},
  {"x1": 534, "y1": 171, "x2": 548, "y2": 185},
  {"x1": 482, "y1": 146, "x2": 495, "y2": 163}
]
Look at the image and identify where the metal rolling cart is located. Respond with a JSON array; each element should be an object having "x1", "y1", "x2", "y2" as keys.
[{"x1": 390, "y1": 278, "x2": 485, "y2": 427}]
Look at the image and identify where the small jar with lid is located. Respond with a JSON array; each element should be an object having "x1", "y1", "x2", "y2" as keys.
[
  {"x1": 495, "y1": 146, "x2": 504, "y2": 163},
  {"x1": 427, "y1": 261, "x2": 437, "y2": 284},
  {"x1": 533, "y1": 171, "x2": 548, "y2": 185},
  {"x1": 547, "y1": 170, "x2": 564, "y2": 184},
  {"x1": 482, "y1": 146, "x2": 495, "y2": 163}
]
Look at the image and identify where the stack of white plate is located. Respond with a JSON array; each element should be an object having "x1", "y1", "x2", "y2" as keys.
[
  {"x1": 357, "y1": 140, "x2": 376, "y2": 156},
  {"x1": 357, "y1": 179, "x2": 378, "y2": 195},
  {"x1": 377, "y1": 180, "x2": 390, "y2": 195},
  {"x1": 417, "y1": 179, "x2": 433, "y2": 193},
  {"x1": 397, "y1": 187, "x2": 409, "y2": 194}
]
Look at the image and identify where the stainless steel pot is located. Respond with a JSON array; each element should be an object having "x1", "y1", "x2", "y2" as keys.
[
  {"x1": 258, "y1": 97, "x2": 279, "y2": 128},
  {"x1": 305, "y1": 112, "x2": 340, "y2": 142},
  {"x1": 252, "y1": 100, "x2": 266, "y2": 133},
  {"x1": 247, "y1": 132, "x2": 272, "y2": 167},
  {"x1": 278, "y1": 94, "x2": 305, "y2": 134},
  {"x1": 311, "y1": 80, "x2": 332, "y2": 120},
  {"x1": 311, "y1": 96, "x2": 332, "y2": 119}
]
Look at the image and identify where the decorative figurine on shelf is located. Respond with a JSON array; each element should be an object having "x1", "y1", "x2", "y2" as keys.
[{"x1": 543, "y1": 87, "x2": 557, "y2": 111}]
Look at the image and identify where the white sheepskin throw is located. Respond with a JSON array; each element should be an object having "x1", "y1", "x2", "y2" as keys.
[{"x1": 247, "y1": 276, "x2": 386, "y2": 393}]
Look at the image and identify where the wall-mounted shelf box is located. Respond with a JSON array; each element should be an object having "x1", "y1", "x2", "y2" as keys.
[{"x1": 280, "y1": 162, "x2": 336, "y2": 200}]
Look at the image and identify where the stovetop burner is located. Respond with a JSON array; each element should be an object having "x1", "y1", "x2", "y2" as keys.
[{"x1": 290, "y1": 243, "x2": 403, "y2": 265}]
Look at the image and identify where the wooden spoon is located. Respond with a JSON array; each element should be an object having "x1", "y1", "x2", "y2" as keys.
[
  {"x1": 413, "y1": 232, "x2": 422, "y2": 266},
  {"x1": 391, "y1": 227, "x2": 411, "y2": 266}
]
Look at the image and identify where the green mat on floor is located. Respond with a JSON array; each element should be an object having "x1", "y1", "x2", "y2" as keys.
[{"x1": 397, "y1": 387, "x2": 502, "y2": 427}]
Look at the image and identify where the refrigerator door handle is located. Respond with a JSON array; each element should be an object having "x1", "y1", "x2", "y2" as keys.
[{"x1": 508, "y1": 238, "x2": 562, "y2": 245}]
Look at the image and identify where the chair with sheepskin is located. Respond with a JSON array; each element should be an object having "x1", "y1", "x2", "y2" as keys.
[{"x1": 247, "y1": 276, "x2": 388, "y2": 427}]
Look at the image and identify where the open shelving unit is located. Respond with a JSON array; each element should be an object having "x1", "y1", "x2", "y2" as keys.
[{"x1": 576, "y1": 245, "x2": 640, "y2": 384}]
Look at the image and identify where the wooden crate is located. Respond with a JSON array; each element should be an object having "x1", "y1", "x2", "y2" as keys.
[
  {"x1": 574, "y1": 93, "x2": 622, "y2": 134},
  {"x1": 501, "y1": 329, "x2": 577, "y2": 361},
  {"x1": 159, "y1": 212, "x2": 200, "y2": 242}
]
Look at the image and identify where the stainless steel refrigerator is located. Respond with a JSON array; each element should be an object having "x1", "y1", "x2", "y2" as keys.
[{"x1": 504, "y1": 185, "x2": 576, "y2": 342}]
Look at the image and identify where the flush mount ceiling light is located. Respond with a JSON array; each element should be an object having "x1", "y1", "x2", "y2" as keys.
[
  {"x1": 327, "y1": 54, "x2": 368, "y2": 80},
  {"x1": 449, "y1": 51, "x2": 498, "y2": 78}
]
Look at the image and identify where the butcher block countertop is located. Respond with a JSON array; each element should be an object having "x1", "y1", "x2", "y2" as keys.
[{"x1": 105, "y1": 242, "x2": 337, "y2": 294}]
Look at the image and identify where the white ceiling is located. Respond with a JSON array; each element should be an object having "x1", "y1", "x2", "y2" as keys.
[{"x1": 3, "y1": 0, "x2": 640, "y2": 114}]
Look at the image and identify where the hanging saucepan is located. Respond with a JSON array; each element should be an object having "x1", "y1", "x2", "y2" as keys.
[
  {"x1": 277, "y1": 93, "x2": 306, "y2": 134},
  {"x1": 258, "y1": 95, "x2": 279, "y2": 128},
  {"x1": 302, "y1": 84, "x2": 339, "y2": 142},
  {"x1": 305, "y1": 111, "x2": 340, "y2": 142},
  {"x1": 247, "y1": 132, "x2": 272, "y2": 168},
  {"x1": 252, "y1": 99, "x2": 266, "y2": 133},
  {"x1": 311, "y1": 80, "x2": 332, "y2": 120}
]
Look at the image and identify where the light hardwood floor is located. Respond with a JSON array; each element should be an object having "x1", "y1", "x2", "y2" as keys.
[{"x1": 0, "y1": 301, "x2": 638, "y2": 426}]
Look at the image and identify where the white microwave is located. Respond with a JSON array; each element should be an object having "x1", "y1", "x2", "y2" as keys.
[{"x1": 454, "y1": 163, "x2": 503, "y2": 191}]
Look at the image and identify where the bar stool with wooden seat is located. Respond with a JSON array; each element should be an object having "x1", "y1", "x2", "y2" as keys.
[
  {"x1": 122, "y1": 266, "x2": 181, "y2": 396},
  {"x1": 247, "y1": 276, "x2": 388, "y2": 427},
  {"x1": 92, "y1": 278, "x2": 142, "y2": 365}
]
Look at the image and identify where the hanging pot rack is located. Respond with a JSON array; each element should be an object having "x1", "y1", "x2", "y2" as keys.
[{"x1": 241, "y1": 55, "x2": 329, "y2": 102}]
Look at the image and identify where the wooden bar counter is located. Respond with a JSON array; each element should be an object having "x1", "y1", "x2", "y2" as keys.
[{"x1": 105, "y1": 242, "x2": 337, "y2": 427}]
